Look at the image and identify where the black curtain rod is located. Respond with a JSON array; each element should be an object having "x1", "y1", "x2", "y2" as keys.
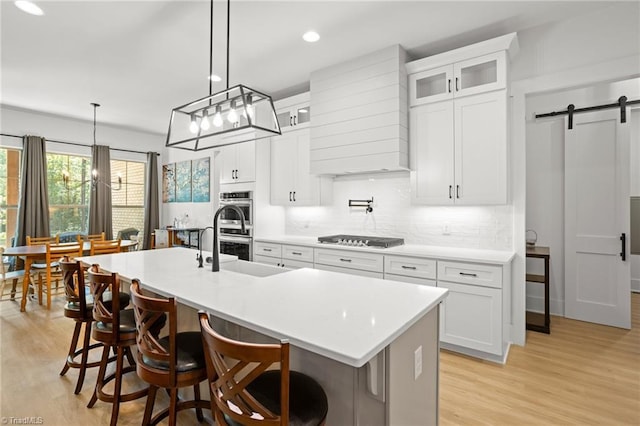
[
  {"x1": 535, "y1": 96, "x2": 640, "y2": 130},
  {"x1": 0, "y1": 133, "x2": 160, "y2": 156}
]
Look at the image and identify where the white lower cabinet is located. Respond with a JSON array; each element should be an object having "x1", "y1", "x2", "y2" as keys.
[
  {"x1": 315, "y1": 263, "x2": 383, "y2": 279},
  {"x1": 254, "y1": 242, "x2": 313, "y2": 269},
  {"x1": 437, "y1": 260, "x2": 503, "y2": 356},
  {"x1": 384, "y1": 273, "x2": 436, "y2": 287}
]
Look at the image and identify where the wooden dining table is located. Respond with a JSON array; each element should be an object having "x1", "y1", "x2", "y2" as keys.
[{"x1": 3, "y1": 240, "x2": 138, "y2": 312}]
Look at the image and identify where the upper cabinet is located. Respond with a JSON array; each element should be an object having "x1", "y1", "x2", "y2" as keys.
[
  {"x1": 407, "y1": 33, "x2": 518, "y2": 206},
  {"x1": 275, "y1": 93, "x2": 311, "y2": 132},
  {"x1": 271, "y1": 123, "x2": 332, "y2": 206},
  {"x1": 409, "y1": 52, "x2": 506, "y2": 106},
  {"x1": 218, "y1": 139, "x2": 256, "y2": 184}
]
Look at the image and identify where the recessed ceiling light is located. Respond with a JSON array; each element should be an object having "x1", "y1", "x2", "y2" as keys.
[
  {"x1": 14, "y1": 1, "x2": 44, "y2": 16},
  {"x1": 209, "y1": 74, "x2": 222, "y2": 82},
  {"x1": 303, "y1": 31, "x2": 320, "y2": 43}
]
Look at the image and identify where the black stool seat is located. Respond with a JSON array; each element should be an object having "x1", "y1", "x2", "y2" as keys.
[
  {"x1": 225, "y1": 371, "x2": 328, "y2": 426},
  {"x1": 142, "y1": 331, "x2": 205, "y2": 372}
]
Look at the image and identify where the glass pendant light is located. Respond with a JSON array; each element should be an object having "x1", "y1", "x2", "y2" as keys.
[
  {"x1": 189, "y1": 114, "x2": 199, "y2": 133},
  {"x1": 213, "y1": 105, "x2": 223, "y2": 127},
  {"x1": 200, "y1": 110, "x2": 211, "y2": 130},
  {"x1": 227, "y1": 100, "x2": 238, "y2": 123}
]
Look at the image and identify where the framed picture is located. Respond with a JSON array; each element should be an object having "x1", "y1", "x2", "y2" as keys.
[
  {"x1": 175, "y1": 160, "x2": 192, "y2": 202},
  {"x1": 162, "y1": 163, "x2": 175, "y2": 203},
  {"x1": 191, "y1": 157, "x2": 211, "y2": 202}
]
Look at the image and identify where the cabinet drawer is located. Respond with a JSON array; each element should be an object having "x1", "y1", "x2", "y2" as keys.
[
  {"x1": 384, "y1": 273, "x2": 436, "y2": 287},
  {"x1": 254, "y1": 242, "x2": 282, "y2": 258},
  {"x1": 282, "y1": 259, "x2": 314, "y2": 270},
  {"x1": 314, "y1": 248, "x2": 384, "y2": 273},
  {"x1": 384, "y1": 255, "x2": 437, "y2": 280},
  {"x1": 282, "y1": 245, "x2": 314, "y2": 263},
  {"x1": 253, "y1": 254, "x2": 282, "y2": 267},
  {"x1": 315, "y1": 263, "x2": 384, "y2": 279},
  {"x1": 438, "y1": 261, "x2": 502, "y2": 288}
]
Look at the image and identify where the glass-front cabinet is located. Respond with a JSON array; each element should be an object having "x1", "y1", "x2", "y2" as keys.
[
  {"x1": 274, "y1": 92, "x2": 311, "y2": 132},
  {"x1": 409, "y1": 51, "x2": 506, "y2": 106}
]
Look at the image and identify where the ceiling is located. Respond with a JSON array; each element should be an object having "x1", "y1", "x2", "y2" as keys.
[{"x1": 1, "y1": 1, "x2": 614, "y2": 136}]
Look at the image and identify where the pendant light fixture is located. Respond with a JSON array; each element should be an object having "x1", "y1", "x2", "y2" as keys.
[
  {"x1": 166, "y1": 0, "x2": 281, "y2": 151},
  {"x1": 89, "y1": 103, "x2": 122, "y2": 190}
]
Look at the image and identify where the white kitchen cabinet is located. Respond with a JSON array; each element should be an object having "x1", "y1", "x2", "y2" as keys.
[
  {"x1": 275, "y1": 92, "x2": 311, "y2": 133},
  {"x1": 437, "y1": 260, "x2": 503, "y2": 356},
  {"x1": 253, "y1": 242, "x2": 313, "y2": 269},
  {"x1": 219, "y1": 140, "x2": 256, "y2": 184},
  {"x1": 438, "y1": 281, "x2": 502, "y2": 355},
  {"x1": 410, "y1": 90, "x2": 507, "y2": 205},
  {"x1": 270, "y1": 128, "x2": 332, "y2": 206},
  {"x1": 407, "y1": 33, "x2": 517, "y2": 206},
  {"x1": 314, "y1": 248, "x2": 384, "y2": 274},
  {"x1": 409, "y1": 51, "x2": 506, "y2": 106}
]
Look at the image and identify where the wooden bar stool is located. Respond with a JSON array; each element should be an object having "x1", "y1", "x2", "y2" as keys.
[
  {"x1": 58, "y1": 257, "x2": 131, "y2": 394},
  {"x1": 87, "y1": 264, "x2": 153, "y2": 426},
  {"x1": 199, "y1": 311, "x2": 328, "y2": 426},
  {"x1": 129, "y1": 280, "x2": 209, "y2": 426}
]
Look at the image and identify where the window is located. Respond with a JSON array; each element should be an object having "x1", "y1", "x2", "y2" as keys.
[
  {"x1": 0, "y1": 148, "x2": 20, "y2": 247},
  {"x1": 47, "y1": 153, "x2": 92, "y2": 235},
  {"x1": 111, "y1": 160, "x2": 145, "y2": 238}
]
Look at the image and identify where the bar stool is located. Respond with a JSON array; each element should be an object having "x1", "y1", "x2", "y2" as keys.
[
  {"x1": 87, "y1": 264, "x2": 160, "y2": 426},
  {"x1": 58, "y1": 257, "x2": 131, "y2": 394},
  {"x1": 129, "y1": 280, "x2": 209, "y2": 426},
  {"x1": 199, "y1": 311, "x2": 329, "y2": 426}
]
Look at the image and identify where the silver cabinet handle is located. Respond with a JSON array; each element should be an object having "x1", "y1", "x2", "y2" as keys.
[
  {"x1": 293, "y1": 191, "x2": 296, "y2": 202},
  {"x1": 449, "y1": 185, "x2": 452, "y2": 199},
  {"x1": 456, "y1": 185, "x2": 460, "y2": 199},
  {"x1": 289, "y1": 191, "x2": 292, "y2": 202},
  {"x1": 264, "y1": 248, "x2": 272, "y2": 252},
  {"x1": 455, "y1": 77, "x2": 459, "y2": 91},
  {"x1": 290, "y1": 116, "x2": 293, "y2": 126},
  {"x1": 292, "y1": 252, "x2": 302, "y2": 256},
  {"x1": 339, "y1": 258, "x2": 352, "y2": 262},
  {"x1": 401, "y1": 265, "x2": 417, "y2": 270},
  {"x1": 448, "y1": 79, "x2": 452, "y2": 93},
  {"x1": 459, "y1": 272, "x2": 477, "y2": 277}
]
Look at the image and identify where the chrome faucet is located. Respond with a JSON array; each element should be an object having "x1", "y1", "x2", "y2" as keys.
[{"x1": 211, "y1": 204, "x2": 246, "y2": 272}]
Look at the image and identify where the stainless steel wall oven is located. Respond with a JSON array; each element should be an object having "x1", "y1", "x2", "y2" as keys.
[{"x1": 219, "y1": 191, "x2": 253, "y2": 261}]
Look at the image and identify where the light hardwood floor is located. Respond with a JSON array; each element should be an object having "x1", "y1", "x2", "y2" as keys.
[{"x1": 1, "y1": 292, "x2": 638, "y2": 425}]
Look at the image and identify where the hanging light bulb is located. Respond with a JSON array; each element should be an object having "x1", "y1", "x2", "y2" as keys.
[
  {"x1": 244, "y1": 94, "x2": 255, "y2": 121},
  {"x1": 189, "y1": 114, "x2": 199, "y2": 133},
  {"x1": 227, "y1": 99, "x2": 238, "y2": 123},
  {"x1": 212, "y1": 105, "x2": 223, "y2": 127},
  {"x1": 200, "y1": 109, "x2": 210, "y2": 131}
]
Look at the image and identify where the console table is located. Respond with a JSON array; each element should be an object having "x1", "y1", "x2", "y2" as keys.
[{"x1": 526, "y1": 246, "x2": 550, "y2": 333}]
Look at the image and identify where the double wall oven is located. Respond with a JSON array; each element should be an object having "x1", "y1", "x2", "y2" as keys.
[{"x1": 219, "y1": 191, "x2": 253, "y2": 261}]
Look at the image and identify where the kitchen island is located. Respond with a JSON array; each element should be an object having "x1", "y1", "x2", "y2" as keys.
[{"x1": 79, "y1": 247, "x2": 448, "y2": 425}]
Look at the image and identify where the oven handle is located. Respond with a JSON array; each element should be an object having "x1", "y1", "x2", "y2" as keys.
[
  {"x1": 219, "y1": 200, "x2": 252, "y2": 205},
  {"x1": 219, "y1": 235, "x2": 252, "y2": 244}
]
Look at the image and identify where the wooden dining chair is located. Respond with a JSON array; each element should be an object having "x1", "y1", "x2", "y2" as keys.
[
  {"x1": 77, "y1": 232, "x2": 106, "y2": 244},
  {"x1": 198, "y1": 311, "x2": 328, "y2": 426},
  {"x1": 90, "y1": 239, "x2": 121, "y2": 256},
  {"x1": 87, "y1": 264, "x2": 150, "y2": 426},
  {"x1": 0, "y1": 247, "x2": 28, "y2": 302},
  {"x1": 130, "y1": 280, "x2": 208, "y2": 426},
  {"x1": 38, "y1": 242, "x2": 84, "y2": 309}
]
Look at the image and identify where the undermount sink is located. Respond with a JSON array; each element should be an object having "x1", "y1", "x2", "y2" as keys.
[{"x1": 220, "y1": 260, "x2": 287, "y2": 277}]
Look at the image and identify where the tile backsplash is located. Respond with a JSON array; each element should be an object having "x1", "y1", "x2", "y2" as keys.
[{"x1": 285, "y1": 172, "x2": 513, "y2": 250}]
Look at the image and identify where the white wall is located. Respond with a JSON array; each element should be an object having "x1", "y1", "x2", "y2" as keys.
[
  {"x1": 525, "y1": 79, "x2": 640, "y2": 315},
  {"x1": 0, "y1": 105, "x2": 163, "y2": 162}
]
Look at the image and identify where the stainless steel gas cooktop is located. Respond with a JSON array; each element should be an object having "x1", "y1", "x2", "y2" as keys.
[{"x1": 317, "y1": 234, "x2": 404, "y2": 248}]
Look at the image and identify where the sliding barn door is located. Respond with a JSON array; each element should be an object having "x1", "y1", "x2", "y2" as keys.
[{"x1": 565, "y1": 110, "x2": 631, "y2": 329}]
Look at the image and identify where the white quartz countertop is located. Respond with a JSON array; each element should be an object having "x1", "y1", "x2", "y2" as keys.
[
  {"x1": 78, "y1": 247, "x2": 447, "y2": 368},
  {"x1": 255, "y1": 235, "x2": 515, "y2": 264}
]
